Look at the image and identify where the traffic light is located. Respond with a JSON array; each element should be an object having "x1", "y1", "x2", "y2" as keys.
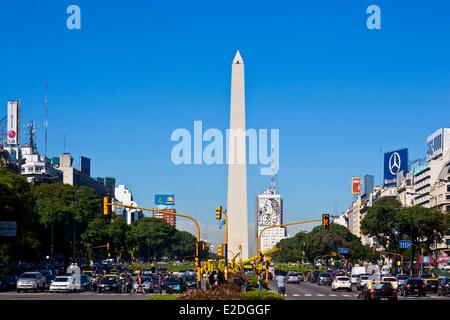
[
  {"x1": 215, "y1": 206, "x2": 222, "y2": 220},
  {"x1": 106, "y1": 242, "x2": 110, "y2": 251},
  {"x1": 103, "y1": 196, "x2": 111, "y2": 218},
  {"x1": 196, "y1": 241, "x2": 206, "y2": 260},
  {"x1": 217, "y1": 244, "x2": 223, "y2": 257},
  {"x1": 322, "y1": 213, "x2": 330, "y2": 230}
]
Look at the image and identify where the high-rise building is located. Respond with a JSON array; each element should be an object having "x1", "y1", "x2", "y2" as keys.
[
  {"x1": 114, "y1": 184, "x2": 143, "y2": 225},
  {"x1": 227, "y1": 50, "x2": 249, "y2": 260},
  {"x1": 256, "y1": 187, "x2": 287, "y2": 252},
  {"x1": 153, "y1": 209, "x2": 176, "y2": 228}
]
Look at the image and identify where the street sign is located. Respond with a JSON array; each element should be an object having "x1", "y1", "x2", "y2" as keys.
[
  {"x1": 337, "y1": 247, "x2": 349, "y2": 254},
  {"x1": 0, "y1": 221, "x2": 17, "y2": 237},
  {"x1": 422, "y1": 256, "x2": 430, "y2": 263},
  {"x1": 399, "y1": 240, "x2": 412, "y2": 249}
]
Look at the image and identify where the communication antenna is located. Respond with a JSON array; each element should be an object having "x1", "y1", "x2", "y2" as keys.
[
  {"x1": 63, "y1": 132, "x2": 66, "y2": 152},
  {"x1": 269, "y1": 144, "x2": 277, "y2": 192},
  {"x1": 44, "y1": 79, "x2": 48, "y2": 158},
  {"x1": 24, "y1": 121, "x2": 37, "y2": 153}
]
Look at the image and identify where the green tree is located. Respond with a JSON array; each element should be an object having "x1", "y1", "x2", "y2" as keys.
[
  {"x1": 361, "y1": 197, "x2": 402, "y2": 252},
  {"x1": 108, "y1": 216, "x2": 129, "y2": 260},
  {"x1": 397, "y1": 205, "x2": 447, "y2": 267},
  {"x1": 81, "y1": 218, "x2": 110, "y2": 260},
  {"x1": 32, "y1": 183, "x2": 102, "y2": 263},
  {"x1": 126, "y1": 218, "x2": 176, "y2": 261},
  {"x1": 0, "y1": 168, "x2": 41, "y2": 262},
  {"x1": 170, "y1": 231, "x2": 196, "y2": 261},
  {"x1": 271, "y1": 232, "x2": 306, "y2": 262}
]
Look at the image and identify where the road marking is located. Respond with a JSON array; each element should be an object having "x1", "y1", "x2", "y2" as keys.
[
  {"x1": 316, "y1": 294, "x2": 325, "y2": 297},
  {"x1": 292, "y1": 294, "x2": 300, "y2": 297},
  {"x1": 304, "y1": 294, "x2": 312, "y2": 296},
  {"x1": 329, "y1": 294, "x2": 337, "y2": 297},
  {"x1": 342, "y1": 294, "x2": 350, "y2": 297}
]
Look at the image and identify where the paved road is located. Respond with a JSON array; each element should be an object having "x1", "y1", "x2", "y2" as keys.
[
  {"x1": 0, "y1": 290, "x2": 156, "y2": 300},
  {"x1": 268, "y1": 280, "x2": 450, "y2": 301}
]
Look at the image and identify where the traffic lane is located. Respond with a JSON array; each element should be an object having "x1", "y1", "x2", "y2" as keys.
[
  {"x1": 0, "y1": 291, "x2": 155, "y2": 300},
  {"x1": 288, "y1": 281, "x2": 356, "y2": 300}
]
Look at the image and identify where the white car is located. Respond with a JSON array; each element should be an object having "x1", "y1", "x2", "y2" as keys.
[
  {"x1": 381, "y1": 276, "x2": 398, "y2": 289},
  {"x1": 332, "y1": 276, "x2": 352, "y2": 292},
  {"x1": 350, "y1": 274, "x2": 360, "y2": 284},
  {"x1": 50, "y1": 276, "x2": 76, "y2": 293}
]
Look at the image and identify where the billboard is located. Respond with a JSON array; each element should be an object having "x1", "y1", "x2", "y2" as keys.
[
  {"x1": 384, "y1": 149, "x2": 408, "y2": 186},
  {"x1": 7, "y1": 101, "x2": 20, "y2": 146},
  {"x1": 352, "y1": 177, "x2": 361, "y2": 195},
  {"x1": 362, "y1": 175, "x2": 374, "y2": 195},
  {"x1": 427, "y1": 128, "x2": 450, "y2": 161},
  {"x1": 257, "y1": 195, "x2": 282, "y2": 226},
  {"x1": 155, "y1": 194, "x2": 175, "y2": 205},
  {"x1": 0, "y1": 221, "x2": 17, "y2": 237}
]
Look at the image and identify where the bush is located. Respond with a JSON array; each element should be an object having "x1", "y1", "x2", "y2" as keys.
[
  {"x1": 145, "y1": 294, "x2": 178, "y2": 300},
  {"x1": 178, "y1": 284, "x2": 242, "y2": 300},
  {"x1": 241, "y1": 291, "x2": 284, "y2": 300}
]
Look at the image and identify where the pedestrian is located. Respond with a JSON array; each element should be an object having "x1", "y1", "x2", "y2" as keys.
[
  {"x1": 276, "y1": 272, "x2": 286, "y2": 295},
  {"x1": 257, "y1": 273, "x2": 263, "y2": 292}
]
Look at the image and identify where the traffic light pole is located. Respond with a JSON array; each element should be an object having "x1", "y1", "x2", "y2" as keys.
[
  {"x1": 257, "y1": 219, "x2": 322, "y2": 253},
  {"x1": 104, "y1": 202, "x2": 202, "y2": 288}
]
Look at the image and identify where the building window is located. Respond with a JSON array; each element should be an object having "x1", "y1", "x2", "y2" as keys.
[
  {"x1": 447, "y1": 195, "x2": 450, "y2": 200},
  {"x1": 446, "y1": 206, "x2": 450, "y2": 212},
  {"x1": 447, "y1": 185, "x2": 450, "y2": 192}
]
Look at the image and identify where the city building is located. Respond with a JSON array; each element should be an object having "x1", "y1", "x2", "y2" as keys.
[
  {"x1": 114, "y1": 184, "x2": 143, "y2": 225},
  {"x1": 256, "y1": 187, "x2": 287, "y2": 252},
  {"x1": 57, "y1": 153, "x2": 108, "y2": 196},
  {"x1": 332, "y1": 212, "x2": 348, "y2": 228},
  {"x1": 153, "y1": 209, "x2": 176, "y2": 228}
]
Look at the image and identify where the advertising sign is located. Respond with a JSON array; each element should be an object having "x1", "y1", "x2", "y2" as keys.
[
  {"x1": 427, "y1": 128, "x2": 450, "y2": 161},
  {"x1": 7, "y1": 101, "x2": 20, "y2": 146},
  {"x1": 352, "y1": 177, "x2": 361, "y2": 195},
  {"x1": 0, "y1": 221, "x2": 17, "y2": 237},
  {"x1": 384, "y1": 149, "x2": 408, "y2": 186},
  {"x1": 154, "y1": 194, "x2": 175, "y2": 205}
]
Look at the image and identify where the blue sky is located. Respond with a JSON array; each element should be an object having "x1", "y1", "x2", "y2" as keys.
[{"x1": 1, "y1": 1, "x2": 450, "y2": 253}]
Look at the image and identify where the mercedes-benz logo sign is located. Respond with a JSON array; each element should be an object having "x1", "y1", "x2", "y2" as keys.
[{"x1": 389, "y1": 152, "x2": 401, "y2": 175}]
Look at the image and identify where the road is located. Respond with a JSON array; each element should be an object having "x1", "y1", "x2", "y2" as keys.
[
  {"x1": 0, "y1": 291, "x2": 156, "y2": 300},
  {"x1": 268, "y1": 280, "x2": 450, "y2": 300}
]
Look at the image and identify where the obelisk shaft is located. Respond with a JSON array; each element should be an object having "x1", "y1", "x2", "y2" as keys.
[{"x1": 227, "y1": 51, "x2": 249, "y2": 260}]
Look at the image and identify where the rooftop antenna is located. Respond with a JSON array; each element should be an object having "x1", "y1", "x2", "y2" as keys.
[
  {"x1": 63, "y1": 132, "x2": 66, "y2": 152},
  {"x1": 269, "y1": 144, "x2": 277, "y2": 193},
  {"x1": 44, "y1": 79, "x2": 48, "y2": 158},
  {"x1": 24, "y1": 121, "x2": 37, "y2": 153}
]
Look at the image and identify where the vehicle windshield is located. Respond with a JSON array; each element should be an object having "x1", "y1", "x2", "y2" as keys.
[
  {"x1": 408, "y1": 280, "x2": 423, "y2": 285},
  {"x1": 374, "y1": 282, "x2": 392, "y2": 290},
  {"x1": 360, "y1": 275, "x2": 370, "y2": 280},
  {"x1": 396, "y1": 275, "x2": 408, "y2": 279},
  {"x1": 383, "y1": 277, "x2": 396, "y2": 282},
  {"x1": 100, "y1": 276, "x2": 117, "y2": 284},
  {"x1": 20, "y1": 273, "x2": 37, "y2": 279},
  {"x1": 54, "y1": 277, "x2": 69, "y2": 282},
  {"x1": 168, "y1": 277, "x2": 179, "y2": 285},
  {"x1": 337, "y1": 277, "x2": 349, "y2": 281},
  {"x1": 141, "y1": 277, "x2": 152, "y2": 283},
  {"x1": 320, "y1": 273, "x2": 331, "y2": 277},
  {"x1": 289, "y1": 272, "x2": 298, "y2": 276},
  {"x1": 186, "y1": 276, "x2": 196, "y2": 282}
]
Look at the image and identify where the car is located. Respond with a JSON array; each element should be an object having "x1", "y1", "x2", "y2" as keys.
[
  {"x1": 332, "y1": 276, "x2": 352, "y2": 292},
  {"x1": 80, "y1": 274, "x2": 92, "y2": 291},
  {"x1": 16, "y1": 272, "x2": 45, "y2": 292},
  {"x1": 150, "y1": 274, "x2": 165, "y2": 293},
  {"x1": 399, "y1": 279, "x2": 427, "y2": 297},
  {"x1": 437, "y1": 278, "x2": 450, "y2": 296},
  {"x1": 185, "y1": 275, "x2": 197, "y2": 290},
  {"x1": 97, "y1": 274, "x2": 126, "y2": 293},
  {"x1": 350, "y1": 266, "x2": 367, "y2": 284},
  {"x1": 310, "y1": 270, "x2": 320, "y2": 282},
  {"x1": 357, "y1": 274, "x2": 371, "y2": 290},
  {"x1": 350, "y1": 274, "x2": 360, "y2": 285},
  {"x1": 395, "y1": 274, "x2": 409, "y2": 287},
  {"x1": 287, "y1": 271, "x2": 301, "y2": 284},
  {"x1": 141, "y1": 276, "x2": 153, "y2": 293},
  {"x1": 165, "y1": 276, "x2": 187, "y2": 294},
  {"x1": 358, "y1": 281, "x2": 397, "y2": 300},
  {"x1": 381, "y1": 276, "x2": 398, "y2": 289},
  {"x1": 50, "y1": 276, "x2": 76, "y2": 293},
  {"x1": 318, "y1": 273, "x2": 332, "y2": 286},
  {"x1": 423, "y1": 278, "x2": 439, "y2": 293}
]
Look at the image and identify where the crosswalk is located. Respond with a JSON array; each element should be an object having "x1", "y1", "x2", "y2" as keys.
[{"x1": 284, "y1": 293, "x2": 359, "y2": 298}]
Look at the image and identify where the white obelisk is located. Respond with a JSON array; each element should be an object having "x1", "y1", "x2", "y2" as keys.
[{"x1": 227, "y1": 50, "x2": 249, "y2": 260}]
